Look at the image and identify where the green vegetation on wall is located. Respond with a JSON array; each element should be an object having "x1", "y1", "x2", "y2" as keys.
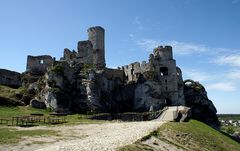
[
  {"x1": 50, "y1": 64, "x2": 64, "y2": 75},
  {"x1": 143, "y1": 71, "x2": 157, "y2": 81}
]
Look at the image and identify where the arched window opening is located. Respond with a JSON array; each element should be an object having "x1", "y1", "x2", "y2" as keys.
[
  {"x1": 160, "y1": 67, "x2": 168, "y2": 76},
  {"x1": 40, "y1": 60, "x2": 44, "y2": 64}
]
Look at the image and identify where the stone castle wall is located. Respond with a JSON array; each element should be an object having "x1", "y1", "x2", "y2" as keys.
[
  {"x1": 77, "y1": 40, "x2": 93, "y2": 64},
  {"x1": 122, "y1": 46, "x2": 185, "y2": 106},
  {"x1": 88, "y1": 26, "x2": 105, "y2": 69},
  {"x1": 22, "y1": 26, "x2": 185, "y2": 111},
  {"x1": 61, "y1": 26, "x2": 106, "y2": 69},
  {"x1": 103, "y1": 68, "x2": 124, "y2": 82},
  {"x1": 26, "y1": 55, "x2": 54, "y2": 75},
  {"x1": 0, "y1": 69, "x2": 21, "y2": 87}
]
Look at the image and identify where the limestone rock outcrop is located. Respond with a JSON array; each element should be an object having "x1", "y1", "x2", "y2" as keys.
[
  {"x1": 30, "y1": 99, "x2": 46, "y2": 109},
  {"x1": 134, "y1": 81, "x2": 164, "y2": 112},
  {"x1": 0, "y1": 26, "x2": 220, "y2": 127},
  {"x1": 184, "y1": 79, "x2": 219, "y2": 127}
]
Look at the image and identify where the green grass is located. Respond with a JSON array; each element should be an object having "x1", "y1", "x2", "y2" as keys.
[
  {"x1": 0, "y1": 106, "x2": 109, "y2": 126},
  {"x1": 0, "y1": 106, "x2": 50, "y2": 118},
  {"x1": 157, "y1": 120, "x2": 240, "y2": 151},
  {"x1": 61, "y1": 114, "x2": 110, "y2": 125},
  {"x1": 0, "y1": 85, "x2": 25, "y2": 100},
  {"x1": 221, "y1": 125, "x2": 240, "y2": 135},
  {"x1": 119, "y1": 120, "x2": 240, "y2": 151},
  {"x1": 0, "y1": 127, "x2": 59, "y2": 144},
  {"x1": 218, "y1": 114, "x2": 240, "y2": 135}
]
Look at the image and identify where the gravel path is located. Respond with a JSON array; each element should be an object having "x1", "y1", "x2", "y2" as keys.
[
  {"x1": 36, "y1": 121, "x2": 164, "y2": 151},
  {"x1": 3, "y1": 121, "x2": 164, "y2": 151}
]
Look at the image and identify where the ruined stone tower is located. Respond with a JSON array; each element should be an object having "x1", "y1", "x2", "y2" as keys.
[
  {"x1": 122, "y1": 45, "x2": 185, "y2": 109},
  {"x1": 87, "y1": 26, "x2": 105, "y2": 69},
  {"x1": 153, "y1": 46, "x2": 183, "y2": 106}
]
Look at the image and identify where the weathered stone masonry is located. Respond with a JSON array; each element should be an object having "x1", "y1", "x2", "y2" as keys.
[
  {"x1": 26, "y1": 55, "x2": 54, "y2": 75},
  {"x1": 0, "y1": 26, "x2": 219, "y2": 126},
  {"x1": 0, "y1": 69, "x2": 21, "y2": 88},
  {"x1": 23, "y1": 26, "x2": 185, "y2": 111},
  {"x1": 60, "y1": 26, "x2": 106, "y2": 69},
  {"x1": 122, "y1": 46, "x2": 185, "y2": 106}
]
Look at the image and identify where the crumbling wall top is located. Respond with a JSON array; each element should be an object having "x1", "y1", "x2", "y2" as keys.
[
  {"x1": 87, "y1": 26, "x2": 105, "y2": 32},
  {"x1": 153, "y1": 45, "x2": 173, "y2": 60},
  {"x1": 26, "y1": 55, "x2": 54, "y2": 75},
  {"x1": 0, "y1": 69, "x2": 21, "y2": 87}
]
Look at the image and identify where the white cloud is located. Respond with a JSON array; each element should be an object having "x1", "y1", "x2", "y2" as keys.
[
  {"x1": 206, "y1": 82, "x2": 236, "y2": 92},
  {"x1": 133, "y1": 38, "x2": 240, "y2": 56},
  {"x1": 129, "y1": 33, "x2": 135, "y2": 41},
  {"x1": 183, "y1": 69, "x2": 211, "y2": 82},
  {"x1": 227, "y1": 70, "x2": 240, "y2": 79},
  {"x1": 135, "y1": 39, "x2": 209, "y2": 55},
  {"x1": 133, "y1": 17, "x2": 143, "y2": 30},
  {"x1": 136, "y1": 39, "x2": 161, "y2": 52},
  {"x1": 129, "y1": 33, "x2": 134, "y2": 38},
  {"x1": 168, "y1": 40, "x2": 208, "y2": 55},
  {"x1": 213, "y1": 54, "x2": 240, "y2": 67}
]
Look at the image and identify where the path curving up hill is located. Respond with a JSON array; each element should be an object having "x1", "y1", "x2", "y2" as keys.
[
  {"x1": 4, "y1": 121, "x2": 165, "y2": 151},
  {"x1": 37, "y1": 121, "x2": 164, "y2": 151}
]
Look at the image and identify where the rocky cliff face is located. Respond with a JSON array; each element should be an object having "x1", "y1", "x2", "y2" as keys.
[
  {"x1": 134, "y1": 80, "x2": 164, "y2": 112},
  {"x1": 183, "y1": 80, "x2": 220, "y2": 127},
  {"x1": 27, "y1": 62, "x2": 134, "y2": 114}
]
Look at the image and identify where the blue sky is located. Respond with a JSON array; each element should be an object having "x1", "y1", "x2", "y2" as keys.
[{"x1": 0, "y1": 0, "x2": 239, "y2": 113}]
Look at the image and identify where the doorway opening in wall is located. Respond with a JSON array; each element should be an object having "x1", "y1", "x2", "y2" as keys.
[
  {"x1": 160, "y1": 67, "x2": 168, "y2": 76},
  {"x1": 165, "y1": 98, "x2": 171, "y2": 106}
]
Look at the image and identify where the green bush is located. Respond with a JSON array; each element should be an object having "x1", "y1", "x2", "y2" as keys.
[
  {"x1": 50, "y1": 65, "x2": 64, "y2": 75},
  {"x1": 143, "y1": 71, "x2": 157, "y2": 80},
  {"x1": 82, "y1": 64, "x2": 96, "y2": 73},
  {"x1": 226, "y1": 126, "x2": 235, "y2": 134}
]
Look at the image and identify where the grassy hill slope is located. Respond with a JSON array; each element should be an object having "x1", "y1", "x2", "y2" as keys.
[
  {"x1": 118, "y1": 120, "x2": 240, "y2": 151},
  {"x1": 0, "y1": 85, "x2": 26, "y2": 106}
]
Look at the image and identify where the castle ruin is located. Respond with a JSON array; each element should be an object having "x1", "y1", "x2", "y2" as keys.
[
  {"x1": 60, "y1": 26, "x2": 105, "y2": 69},
  {"x1": 26, "y1": 55, "x2": 54, "y2": 75},
  {"x1": 0, "y1": 26, "x2": 219, "y2": 126},
  {"x1": 122, "y1": 46, "x2": 185, "y2": 106},
  {"x1": 23, "y1": 26, "x2": 185, "y2": 110}
]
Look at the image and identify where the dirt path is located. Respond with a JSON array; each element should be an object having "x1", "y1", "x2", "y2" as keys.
[{"x1": 3, "y1": 121, "x2": 164, "y2": 151}]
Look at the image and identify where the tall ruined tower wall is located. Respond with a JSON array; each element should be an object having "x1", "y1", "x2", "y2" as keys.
[
  {"x1": 153, "y1": 46, "x2": 180, "y2": 105},
  {"x1": 87, "y1": 26, "x2": 106, "y2": 69},
  {"x1": 122, "y1": 46, "x2": 185, "y2": 106}
]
